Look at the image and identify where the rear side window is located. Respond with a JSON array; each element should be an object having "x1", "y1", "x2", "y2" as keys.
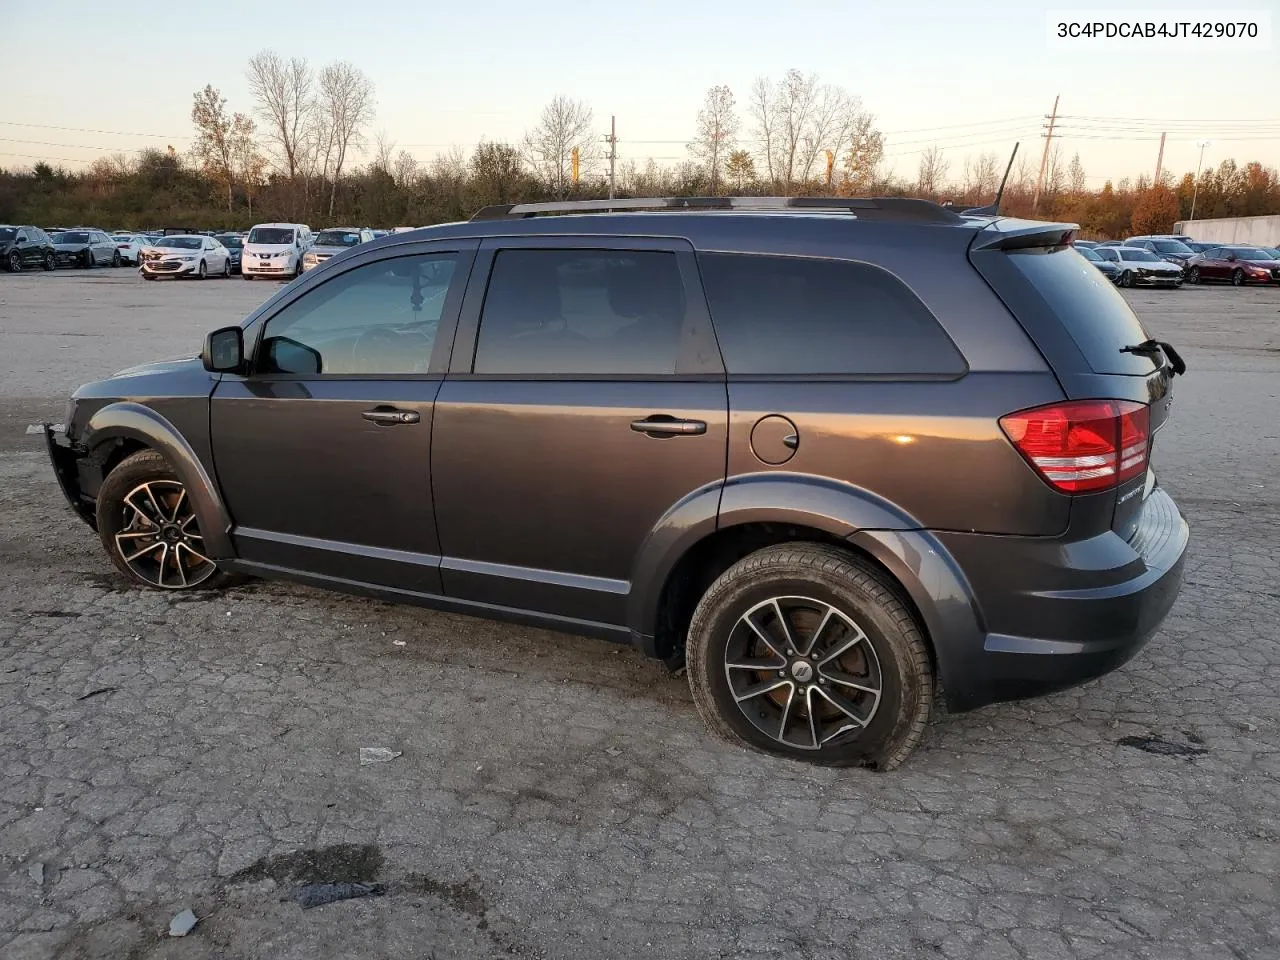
[
  {"x1": 473, "y1": 249, "x2": 686, "y2": 376},
  {"x1": 697, "y1": 253, "x2": 965, "y2": 376},
  {"x1": 1003, "y1": 247, "x2": 1153, "y2": 375}
]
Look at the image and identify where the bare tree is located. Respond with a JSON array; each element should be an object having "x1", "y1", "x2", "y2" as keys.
[
  {"x1": 231, "y1": 130, "x2": 267, "y2": 218},
  {"x1": 372, "y1": 130, "x2": 396, "y2": 174},
  {"x1": 523, "y1": 95, "x2": 596, "y2": 198},
  {"x1": 749, "y1": 70, "x2": 880, "y2": 195},
  {"x1": 392, "y1": 150, "x2": 418, "y2": 189},
  {"x1": 688, "y1": 85, "x2": 738, "y2": 193},
  {"x1": 315, "y1": 61, "x2": 374, "y2": 218},
  {"x1": 916, "y1": 145, "x2": 949, "y2": 196},
  {"x1": 1068, "y1": 151, "x2": 1087, "y2": 194},
  {"x1": 245, "y1": 50, "x2": 316, "y2": 184}
]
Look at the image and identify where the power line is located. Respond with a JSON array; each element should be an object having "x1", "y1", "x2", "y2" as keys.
[{"x1": 0, "y1": 120, "x2": 190, "y2": 140}]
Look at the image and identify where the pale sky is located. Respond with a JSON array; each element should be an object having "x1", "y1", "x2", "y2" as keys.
[{"x1": 3, "y1": 0, "x2": 1278, "y2": 186}]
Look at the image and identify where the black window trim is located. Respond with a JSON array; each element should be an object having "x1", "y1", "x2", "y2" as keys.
[
  {"x1": 693, "y1": 248, "x2": 970, "y2": 383},
  {"x1": 234, "y1": 241, "x2": 478, "y2": 382},
  {"x1": 448, "y1": 235, "x2": 725, "y2": 380}
]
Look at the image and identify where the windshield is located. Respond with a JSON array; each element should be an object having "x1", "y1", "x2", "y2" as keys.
[
  {"x1": 215, "y1": 235, "x2": 243, "y2": 248},
  {"x1": 0, "y1": 228, "x2": 15, "y2": 242},
  {"x1": 58, "y1": 232, "x2": 90, "y2": 244},
  {"x1": 315, "y1": 230, "x2": 361, "y2": 247},
  {"x1": 155, "y1": 237, "x2": 202, "y2": 250},
  {"x1": 1120, "y1": 248, "x2": 1160, "y2": 262},
  {"x1": 1151, "y1": 240, "x2": 1193, "y2": 254},
  {"x1": 1076, "y1": 246, "x2": 1102, "y2": 261},
  {"x1": 248, "y1": 227, "x2": 295, "y2": 245}
]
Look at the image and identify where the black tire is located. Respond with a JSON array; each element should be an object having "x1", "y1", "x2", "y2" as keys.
[
  {"x1": 111, "y1": 250, "x2": 121, "y2": 267},
  {"x1": 6, "y1": 252, "x2": 20, "y2": 273},
  {"x1": 43, "y1": 253, "x2": 55, "y2": 271},
  {"x1": 197, "y1": 260, "x2": 206, "y2": 280},
  {"x1": 96, "y1": 450, "x2": 241, "y2": 591},
  {"x1": 686, "y1": 543, "x2": 933, "y2": 770},
  {"x1": 1232, "y1": 268, "x2": 1244, "y2": 287},
  {"x1": 222, "y1": 258, "x2": 231, "y2": 278},
  {"x1": 1119, "y1": 270, "x2": 1132, "y2": 288},
  {"x1": 143, "y1": 273, "x2": 157, "y2": 281},
  {"x1": 81, "y1": 250, "x2": 93, "y2": 269},
  {"x1": 1187, "y1": 266, "x2": 1200, "y2": 284},
  {"x1": 243, "y1": 273, "x2": 254, "y2": 280}
]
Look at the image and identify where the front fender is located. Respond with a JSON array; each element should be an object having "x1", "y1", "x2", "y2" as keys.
[{"x1": 83, "y1": 402, "x2": 235, "y2": 560}]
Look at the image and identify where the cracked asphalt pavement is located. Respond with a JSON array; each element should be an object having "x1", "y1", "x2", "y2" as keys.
[{"x1": 1, "y1": 271, "x2": 1278, "y2": 959}]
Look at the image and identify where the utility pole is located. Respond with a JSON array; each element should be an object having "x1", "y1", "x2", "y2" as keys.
[
  {"x1": 1189, "y1": 139, "x2": 1211, "y2": 223},
  {"x1": 1032, "y1": 94, "x2": 1059, "y2": 215},
  {"x1": 603, "y1": 115, "x2": 618, "y2": 200},
  {"x1": 1153, "y1": 132, "x2": 1166, "y2": 184}
]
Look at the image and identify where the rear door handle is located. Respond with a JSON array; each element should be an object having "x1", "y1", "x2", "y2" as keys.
[
  {"x1": 362, "y1": 407, "x2": 420, "y2": 425},
  {"x1": 630, "y1": 416, "x2": 707, "y2": 437}
]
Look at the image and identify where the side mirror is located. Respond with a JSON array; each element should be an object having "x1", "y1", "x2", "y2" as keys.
[
  {"x1": 14, "y1": 237, "x2": 25, "y2": 245},
  {"x1": 1226, "y1": 254, "x2": 1236, "y2": 261},
  {"x1": 203, "y1": 326, "x2": 245, "y2": 373}
]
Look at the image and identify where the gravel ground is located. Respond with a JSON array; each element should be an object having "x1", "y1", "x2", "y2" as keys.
[{"x1": 1, "y1": 269, "x2": 1278, "y2": 960}]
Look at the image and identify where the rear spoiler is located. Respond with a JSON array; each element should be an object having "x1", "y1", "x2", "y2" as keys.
[{"x1": 971, "y1": 223, "x2": 1078, "y2": 251}]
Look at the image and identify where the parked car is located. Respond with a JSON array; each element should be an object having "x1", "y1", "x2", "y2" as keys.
[
  {"x1": 1, "y1": 225, "x2": 57, "y2": 272},
  {"x1": 214, "y1": 234, "x2": 245, "y2": 273},
  {"x1": 301, "y1": 227, "x2": 374, "y2": 271},
  {"x1": 1128, "y1": 237, "x2": 1197, "y2": 266},
  {"x1": 43, "y1": 196, "x2": 1188, "y2": 769},
  {"x1": 139, "y1": 235, "x2": 232, "y2": 280},
  {"x1": 51, "y1": 230, "x2": 121, "y2": 268},
  {"x1": 1258, "y1": 246, "x2": 1280, "y2": 261},
  {"x1": 111, "y1": 234, "x2": 148, "y2": 266},
  {"x1": 1075, "y1": 243, "x2": 1121, "y2": 282},
  {"x1": 1183, "y1": 241, "x2": 1219, "y2": 253},
  {"x1": 1185, "y1": 246, "x2": 1280, "y2": 285},
  {"x1": 1096, "y1": 240, "x2": 1125, "y2": 247},
  {"x1": 1094, "y1": 246, "x2": 1183, "y2": 287},
  {"x1": 242, "y1": 222, "x2": 312, "y2": 279},
  {"x1": 1072, "y1": 239, "x2": 1099, "y2": 249}
]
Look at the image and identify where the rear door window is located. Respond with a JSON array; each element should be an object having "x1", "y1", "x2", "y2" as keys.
[
  {"x1": 697, "y1": 253, "x2": 965, "y2": 377},
  {"x1": 1001, "y1": 247, "x2": 1153, "y2": 375}
]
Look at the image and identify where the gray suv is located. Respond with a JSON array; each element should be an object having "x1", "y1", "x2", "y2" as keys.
[{"x1": 45, "y1": 197, "x2": 1189, "y2": 769}]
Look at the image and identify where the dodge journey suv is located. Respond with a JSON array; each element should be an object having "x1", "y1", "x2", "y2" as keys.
[{"x1": 45, "y1": 196, "x2": 1188, "y2": 769}]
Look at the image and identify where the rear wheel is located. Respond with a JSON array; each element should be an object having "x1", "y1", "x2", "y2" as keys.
[
  {"x1": 686, "y1": 543, "x2": 933, "y2": 770},
  {"x1": 1187, "y1": 266, "x2": 1200, "y2": 284},
  {"x1": 1232, "y1": 268, "x2": 1244, "y2": 286},
  {"x1": 96, "y1": 450, "x2": 240, "y2": 591}
]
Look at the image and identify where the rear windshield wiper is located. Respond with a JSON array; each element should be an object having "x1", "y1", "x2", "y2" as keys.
[{"x1": 1120, "y1": 339, "x2": 1186, "y2": 376}]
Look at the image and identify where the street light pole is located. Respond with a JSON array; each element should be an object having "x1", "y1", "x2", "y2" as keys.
[{"x1": 1189, "y1": 140, "x2": 1211, "y2": 223}]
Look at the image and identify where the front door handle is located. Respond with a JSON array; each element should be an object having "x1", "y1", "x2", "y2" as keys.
[
  {"x1": 630, "y1": 416, "x2": 707, "y2": 437},
  {"x1": 362, "y1": 407, "x2": 420, "y2": 425}
]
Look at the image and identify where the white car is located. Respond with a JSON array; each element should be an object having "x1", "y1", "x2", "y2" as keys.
[
  {"x1": 242, "y1": 222, "x2": 312, "y2": 280},
  {"x1": 111, "y1": 234, "x2": 147, "y2": 265},
  {"x1": 139, "y1": 235, "x2": 232, "y2": 280}
]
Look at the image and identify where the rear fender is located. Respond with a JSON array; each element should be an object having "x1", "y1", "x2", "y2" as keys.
[{"x1": 83, "y1": 402, "x2": 235, "y2": 560}]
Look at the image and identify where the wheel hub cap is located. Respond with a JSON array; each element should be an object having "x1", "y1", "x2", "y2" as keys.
[{"x1": 790, "y1": 660, "x2": 814, "y2": 682}]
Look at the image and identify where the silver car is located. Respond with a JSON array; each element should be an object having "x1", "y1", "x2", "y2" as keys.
[
  {"x1": 301, "y1": 227, "x2": 374, "y2": 272},
  {"x1": 1095, "y1": 246, "x2": 1184, "y2": 288}
]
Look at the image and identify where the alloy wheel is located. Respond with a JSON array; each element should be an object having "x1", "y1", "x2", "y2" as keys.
[
  {"x1": 1232, "y1": 269, "x2": 1244, "y2": 286},
  {"x1": 724, "y1": 596, "x2": 882, "y2": 750},
  {"x1": 113, "y1": 480, "x2": 217, "y2": 589},
  {"x1": 7, "y1": 252, "x2": 20, "y2": 272},
  {"x1": 1188, "y1": 267, "x2": 1199, "y2": 284}
]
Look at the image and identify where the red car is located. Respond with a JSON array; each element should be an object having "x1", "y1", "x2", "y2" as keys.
[{"x1": 1185, "y1": 245, "x2": 1280, "y2": 286}]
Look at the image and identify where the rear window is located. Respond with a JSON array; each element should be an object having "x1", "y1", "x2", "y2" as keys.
[
  {"x1": 1004, "y1": 247, "x2": 1153, "y2": 375},
  {"x1": 698, "y1": 253, "x2": 965, "y2": 377}
]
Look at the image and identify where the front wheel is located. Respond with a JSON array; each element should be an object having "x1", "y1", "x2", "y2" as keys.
[
  {"x1": 1119, "y1": 270, "x2": 1132, "y2": 288},
  {"x1": 1187, "y1": 266, "x2": 1200, "y2": 284},
  {"x1": 96, "y1": 450, "x2": 240, "y2": 591},
  {"x1": 197, "y1": 260, "x2": 207, "y2": 280},
  {"x1": 43, "y1": 253, "x2": 55, "y2": 271},
  {"x1": 1232, "y1": 268, "x2": 1244, "y2": 286},
  {"x1": 222, "y1": 258, "x2": 231, "y2": 278},
  {"x1": 686, "y1": 543, "x2": 933, "y2": 770},
  {"x1": 81, "y1": 250, "x2": 94, "y2": 268},
  {"x1": 111, "y1": 250, "x2": 121, "y2": 267},
  {"x1": 6, "y1": 252, "x2": 19, "y2": 273}
]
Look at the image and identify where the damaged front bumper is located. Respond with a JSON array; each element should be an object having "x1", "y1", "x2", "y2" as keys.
[{"x1": 43, "y1": 424, "x2": 97, "y2": 529}]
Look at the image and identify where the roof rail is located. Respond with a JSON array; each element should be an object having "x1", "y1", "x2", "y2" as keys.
[{"x1": 470, "y1": 196, "x2": 965, "y2": 225}]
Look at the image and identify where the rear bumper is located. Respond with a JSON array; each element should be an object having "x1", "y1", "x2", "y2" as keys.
[{"x1": 860, "y1": 486, "x2": 1188, "y2": 713}]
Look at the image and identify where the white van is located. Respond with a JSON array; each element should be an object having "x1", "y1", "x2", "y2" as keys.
[{"x1": 242, "y1": 222, "x2": 313, "y2": 280}]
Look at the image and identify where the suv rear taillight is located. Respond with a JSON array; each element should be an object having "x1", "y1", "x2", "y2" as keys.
[{"x1": 999, "y1": 400, "x2": 1150, "y2": 493}]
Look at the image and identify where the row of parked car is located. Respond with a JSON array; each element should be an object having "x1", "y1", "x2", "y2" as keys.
[
  {"x1": 1074, "y1": 234, "x2": 1280, "y2": 288},
  {"x1": 1, "y1": 223, "x2": 395, "y2": 279}
]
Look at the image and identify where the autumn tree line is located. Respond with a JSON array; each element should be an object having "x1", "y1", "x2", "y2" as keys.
[{"x1": 2, "y1": 58, "x2": 1278, "y2": 238}]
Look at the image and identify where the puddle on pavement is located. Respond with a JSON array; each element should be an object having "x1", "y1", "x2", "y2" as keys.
[
  {"x1": 228, "y1": 843, "x2": 384, "y2": 885},
  {"x1": 1117, "y1": 735, "x2": 1208, "y2": 757}
]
